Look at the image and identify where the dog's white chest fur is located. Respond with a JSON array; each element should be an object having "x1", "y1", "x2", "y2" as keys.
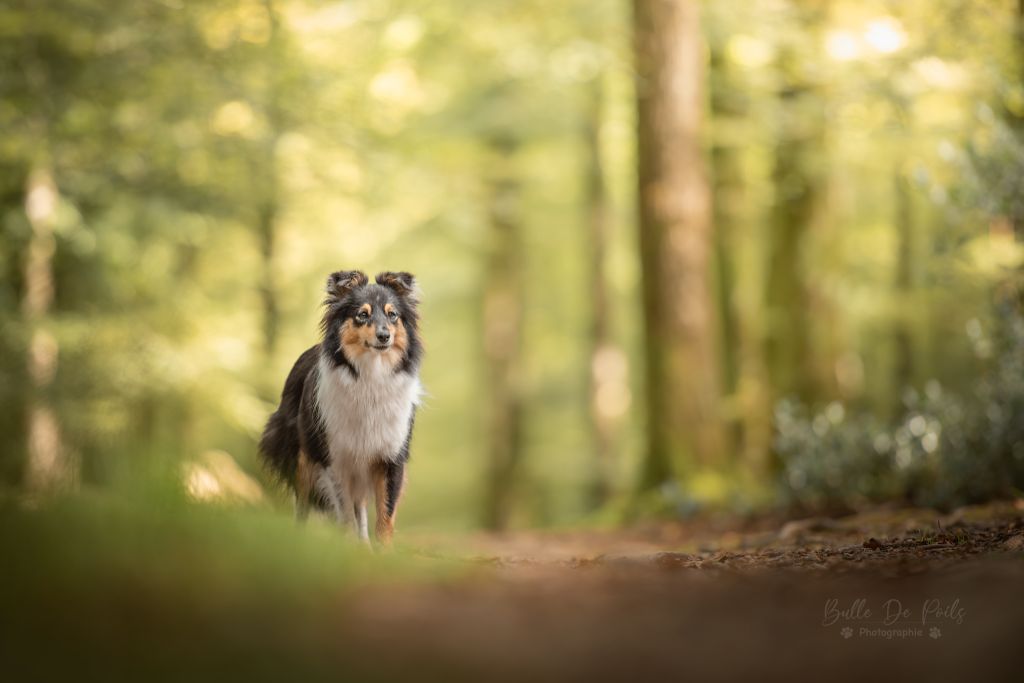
[{"x1": 315, "y1": 354, "x2": 420, "y2": 464}]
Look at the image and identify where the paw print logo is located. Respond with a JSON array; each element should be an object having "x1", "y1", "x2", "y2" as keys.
[
  {"x1": 929, "y1": 627, "x2": 942, "y2": 639},
  {"x1": 840, "y1": 626, "x2": 853, "y2": 639}
]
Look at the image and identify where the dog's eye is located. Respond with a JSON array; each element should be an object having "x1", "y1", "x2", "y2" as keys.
[
  {"x1": 387, "y1": 311, "x2": 399, "y2": 322},
  {"x1": 356, "y1": 311, "x2": 369, "y2": 321}
]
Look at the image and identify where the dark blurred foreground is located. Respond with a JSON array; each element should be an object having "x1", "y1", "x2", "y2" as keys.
[{"x1": 2, "y1": 496, "x2": 1022, "y2": 682}]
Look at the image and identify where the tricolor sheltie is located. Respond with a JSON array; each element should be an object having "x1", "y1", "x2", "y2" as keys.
[{"x1": 259, "y1": 270, "x2": 423, "y2": 545}]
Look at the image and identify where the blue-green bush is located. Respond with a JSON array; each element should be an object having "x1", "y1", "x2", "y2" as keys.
[{"x1": 777, "y1": 307, "x2": 1024, "y2": 510}]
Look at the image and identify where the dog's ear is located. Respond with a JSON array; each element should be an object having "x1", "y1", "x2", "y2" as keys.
[
  {"x1": 325, "y1": 270, "x2": 367, "y2": 302},
  {"x1": 375, "y1": 271, "x2": 419, "y2": 303}
]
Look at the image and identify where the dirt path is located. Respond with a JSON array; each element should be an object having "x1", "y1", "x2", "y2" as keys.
[{"x1": 341, "y1": 502, "x2": 1024, "y2": 682}]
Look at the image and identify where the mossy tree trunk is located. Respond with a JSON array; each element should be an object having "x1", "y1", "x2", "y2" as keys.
[
  {"x1": 709, "y1": 42, "x2": 747, "y2": 466},
  {"x1": 764, "y1": 14, "x2": 831, "y2": 416},
  {"x1": 257, "y1": 0, "x2": 283, "y2": 364},
  {"x1": 481, "y1": 140, "x2": 525, "y2": 530},
  {"x1": 583, "y1": 76, "x2": 620, "y2": 509},
  {"x1": 892, "y1": 167, "x2": 915, "y2": 400}
]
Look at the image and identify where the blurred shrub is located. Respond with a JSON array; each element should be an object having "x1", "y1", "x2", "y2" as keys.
[{"x1": 777, "y1": 306, "x2": 1024, "y2": 511}]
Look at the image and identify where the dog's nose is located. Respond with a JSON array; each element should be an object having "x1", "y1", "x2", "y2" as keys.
[{"x1": 376, "y1": 329, "x2": 391, "y2": 344}]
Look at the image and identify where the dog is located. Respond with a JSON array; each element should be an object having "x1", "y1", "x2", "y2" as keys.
[{"x1": 259, "y1": 270, "x2": 423, "y2": 545}]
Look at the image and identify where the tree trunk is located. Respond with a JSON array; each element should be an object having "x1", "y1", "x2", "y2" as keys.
[
  {"x1": 481, "y1": 141, "x2": 525, "y2": 530},
  {"x1": 583, "y1": 77, "x2": 621, "y2": 509},
  {"x1": 632, "y1": 0, "x2": 722, "y2": 493},
  {"x1": 892, "y1": 169, "x2": 914, "y2": 399},
  {"x1": 22, "y1": 165, "x2": 69, "y2": 492},
  {"x1": 709, "y1": 43, "x2": 745, "y2": 465},
  {"x1": 1012, "y1": 1, "x2": 1024, "y2": 245},
  {"x1": 258, "y1": 0, "x2": 282, "y2": 361},
  {"x1": 764, "y1": 33, "x2": 828, "y2": 411},
  {"x1": 257, "y1": 201, "x2": 279, "y2": 359}
]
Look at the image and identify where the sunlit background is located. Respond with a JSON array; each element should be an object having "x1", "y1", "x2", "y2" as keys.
[{"x1": 1, "y1": 0, "x2": 1022, "y2": 532}]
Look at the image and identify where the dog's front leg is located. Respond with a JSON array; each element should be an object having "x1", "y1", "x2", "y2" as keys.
[
  {"x1": 354, "y1": 501, "x2": 370, "y2": 543},
  {"x1": 351, "y1": 468, "x2": 371, "y2": 544}
]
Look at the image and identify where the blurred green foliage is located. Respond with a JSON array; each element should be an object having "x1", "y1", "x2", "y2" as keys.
[
  {"x1": 0, "y1": 0, "x2": 1021, "y2": 528},
  {"x1": 0, "y1": 488, "x2": 458, "y2": 681},
  {"x1": 777, "y1": 306, "x2": 1024, "y2": 510}
]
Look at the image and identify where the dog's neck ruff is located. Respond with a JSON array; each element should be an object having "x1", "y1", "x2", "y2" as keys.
[{"x1": 315, "y1": 352, "x2": 420, "y2": 464}]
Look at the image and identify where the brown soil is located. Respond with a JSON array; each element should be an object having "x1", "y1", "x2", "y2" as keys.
[{"x1": 341, "y1": 501, "x2": 1024, "y2": 682}]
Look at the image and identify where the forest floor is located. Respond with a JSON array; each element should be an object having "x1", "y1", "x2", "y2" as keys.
[
  {"x1": 364, "y1": 500, "x2": 1024, "y2": 682},
  {"x1": 4, "y1": 498, "x2": 1024, "y2": 682}
]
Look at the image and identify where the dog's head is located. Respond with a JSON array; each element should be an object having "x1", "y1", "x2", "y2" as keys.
[{"x1": 321, "y1": 270, "x2": 422, "y2": 371}]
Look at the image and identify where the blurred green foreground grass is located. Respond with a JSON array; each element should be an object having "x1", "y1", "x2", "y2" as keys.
[{"x1": 0, "y1": 490, "x2": 459, "y2": 682}]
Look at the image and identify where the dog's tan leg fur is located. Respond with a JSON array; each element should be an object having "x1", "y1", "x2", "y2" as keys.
[
  {"x1": 295, "y1": 450, "x2": 315, "y2": 521},
  {"x1": 373, "y1": 465, "x2": 404, "y2": 546}
]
